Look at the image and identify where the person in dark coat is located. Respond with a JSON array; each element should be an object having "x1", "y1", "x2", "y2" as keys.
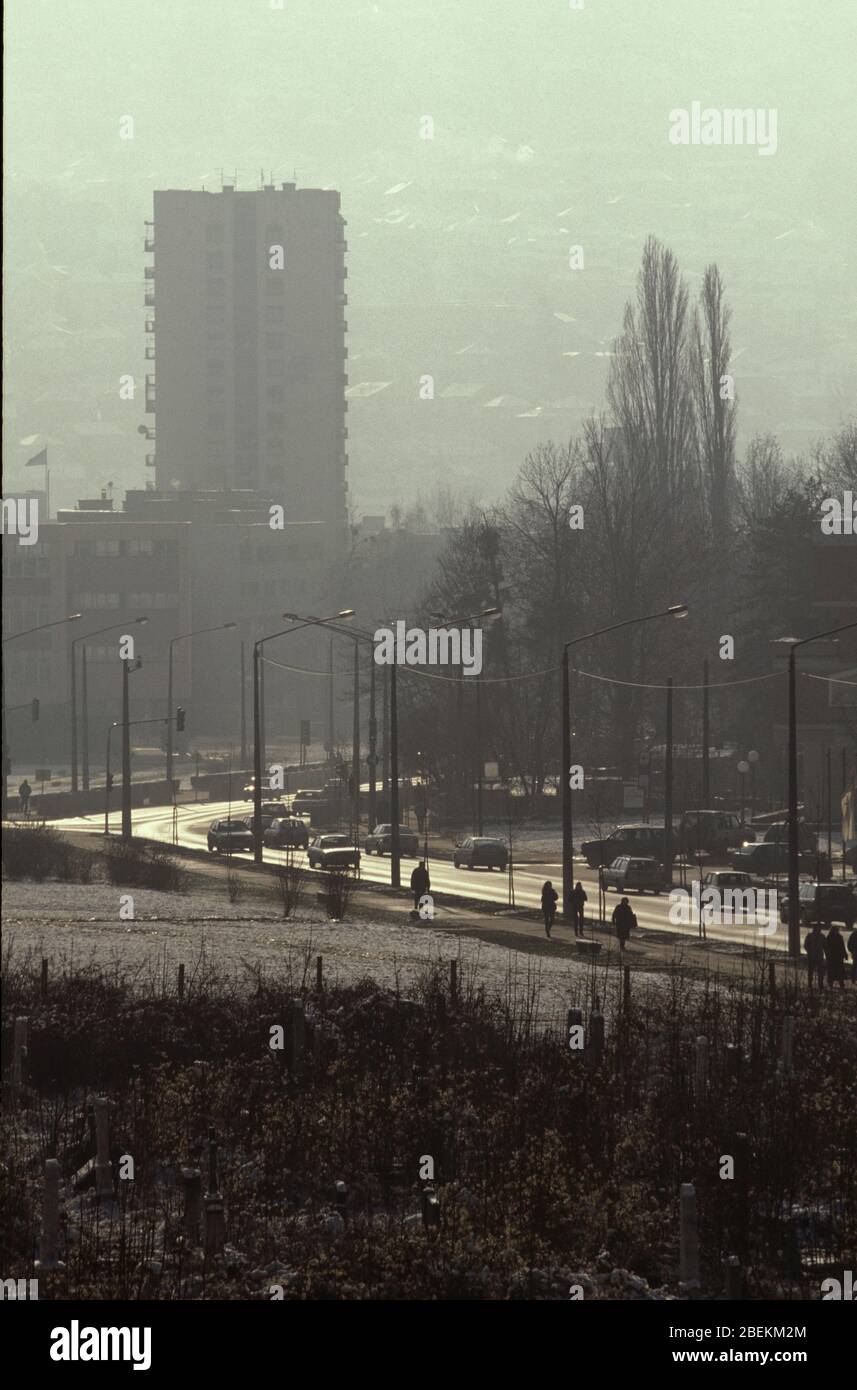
[
  {"x1": 824, "y1": 923, "x2": 847, "y2": 989},
  {"x1": 410, "y1": 860, "x2": 430, "y2": 910},
  {"x1": 804, "y1": 923, "x2": 826, "y2": 989},
  {"x1": 541, "y1": 880, "x2": 558, "y2": 938},
  {"x1": 612, "y1": 896, "x2": 636, "y2": 951},
  {"x1": 571, "y1": 881, "x2": 587, "y2": 938},
  {"x1": 18, "y1": 778, "x2": 32, "y2": 816},
  {"x1": 849, "y1": 927, "x2": 857, "y2": 985}
]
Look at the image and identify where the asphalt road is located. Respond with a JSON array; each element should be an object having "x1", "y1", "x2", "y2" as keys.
[{"x1": 49, "y1": 798, "x2": 792, "y2": 952}]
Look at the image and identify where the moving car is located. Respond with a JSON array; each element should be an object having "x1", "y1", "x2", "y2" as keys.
[
  {"x1": 601, "y1": 855, "x2": 662, "y2": 893},
  {"x1": 581, "y1": 824, "x2": 667, "y2": 868},
  {"x1": 364, "y1": 823, "x2": 420, "y2": 857},
  {"x1": 701, "y1": 870, "x2": 755, "y2": 892},
  {"x1": 207, "y1": 819, "x2": 255, "y2": 853},
  {"x1": 307, "y1": 834, "x2": 361, "y2": 870},
  {"x1": 453, "y1": 836, "x2": 508, "y2": 871},
  {"x1": 243, "y1": 779, "x2": 280, "y2": 801},
  {"x1": 729, "y1": 841, "x2": 829, "y2": 877},
  {"x1": 263, "y1": 817, "x2": 310, "y2": 850},
  {"x1": 778, "y1": 882, "x2": 857, "y2": 929}
]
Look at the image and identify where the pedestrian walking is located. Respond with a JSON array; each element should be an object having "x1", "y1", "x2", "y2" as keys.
[
  {"x1": 541, "y1": 880, "x2": 558, "y2": 938},
  {"x1": 18, "y1": 778, "x2": 32, "y2": 817},
  {"x1": 612, "y1": 896, "x2": 636, "y2": 952},
  {"x1": 804, "y1": 923, "x2": 826, "y2": 990},
  {"x1": 571, "y1": 880, "x2": 587, "y2": 937},
  {"x1": 824, "y1": 922, "x2": 847, "y2": 989},
  {"x1": 849, "y1": 927, "x2": 857, "y2": 985},
  {"x1": 410, "y1": 859, "x2": 430, "y2": 910}
]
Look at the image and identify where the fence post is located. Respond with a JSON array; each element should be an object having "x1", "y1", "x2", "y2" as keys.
[
  {"x1": 177, "y1": 963, "x2": 185, "y2": 1000},
  {"x1": 204, "y1": 1130, "x2": 225, "y2": 1257},
  {"x1": 181, "y1": 1166, "x2": 202, "y2": 1243},
  {"x1": 94, "y1": 1096, "x2": 113, "y2": 1200},
  {"x1": 695, "y1": 1035, "x2": 708, "y2": 1100},
  {"x1": 41, "y1": 959, "x2": 49, "y2": 999},
  {"x1": 449, "y1": 960, "x2": 458, "y2": 1003},
  {"x1": 36, "y1": 1158, "x2": 64, "y2": 1272},
  {"x1": 779, "y1": 1016, "x2": 794, "y2": 1078},
  {"x1": 679, "y1": 1182, "x2": 701, "y2": 1292},
  {"x1": 316, "y1": 955, "x2": 323, "y2": 993}
]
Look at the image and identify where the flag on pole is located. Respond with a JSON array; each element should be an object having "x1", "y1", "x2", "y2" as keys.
[{"x1": 26, "y1": 447, "x2": 48, "y2": 468}]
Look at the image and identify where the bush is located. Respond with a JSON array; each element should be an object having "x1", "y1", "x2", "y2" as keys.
[
  {"x1": 275, "y1": 853, "x2": 305, "y2": 918},
  {"x1": 324, "y1": 867, "x2": 354, "y2": 920},
  {"x1": 103, "y1": 839, "x2": 186, "y2": 892},
  {"x1": 1, "y1": 826, "x2": 93, "y2": 883}
]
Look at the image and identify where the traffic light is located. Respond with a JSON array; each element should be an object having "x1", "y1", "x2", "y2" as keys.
[
  {"x1": 31, "y1": 698, "x2": 40, "y2": 722},
  {"x1": 175, "y1": 707, "x2": 186, "y2": 732}
]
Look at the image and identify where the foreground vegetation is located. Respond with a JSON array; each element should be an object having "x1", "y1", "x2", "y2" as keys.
[{"x1": 1, "y1": 938, "x2": 854, "y2": 1300}]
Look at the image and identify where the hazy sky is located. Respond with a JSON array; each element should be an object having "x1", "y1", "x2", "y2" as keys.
[{"x1": 5, "y1": 0, "x2": 856, "y2": 513}]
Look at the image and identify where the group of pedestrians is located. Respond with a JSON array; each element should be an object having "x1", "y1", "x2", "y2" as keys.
[
  {"x1": 804, "y1": 922, "x2": 857, "y2": 989},
  {"x1": 540, "y1": 878, "x2": 636, "y2": 950}
]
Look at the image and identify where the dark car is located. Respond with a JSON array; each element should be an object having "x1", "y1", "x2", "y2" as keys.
[
  {"x1": 208, "y1": 819, "x2": 255, "y2": 853},
  {"x1": 364, "y1": 823, "x2": 420, "y2": 857},
  {"x1": 248, "y1": 801, "x2": 288, "y2": 832},
  {"x1": 779, "y1": 882, "x2": 857, "y2": 929},
  {"x1": 729, "y1": 841, "x2": 828, "y2": 877},
  {"x1": 263, "y1": 817, "x2": 310, "y2": 850},
  {"x1": 581, "y1": 824, "x2": 667, "y2": 868},
  {"x1": 680, "y1": 810, "x2": 748, "y2": 857},
  {"x1": 307, "y1": 834, "x2": 361, "y2": 870},
  {"x1": 453, "y1": 836, "x2": 508, "y2": 871},
  {"x1": 601, "y1": 856, "x2": 662, "y2": 893}
]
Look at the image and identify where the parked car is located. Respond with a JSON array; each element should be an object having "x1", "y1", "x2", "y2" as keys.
[
  {"x1": 453, "y1": 836, "x2": 508, "y2": 871},
  {"x1": 601, "y1": 855, "x2": 662, "y2": 893},
  {"x1": 263, "y1": 817, "x2": 310, "y2": 850},
  {"x1": 778, "y1": 882, "x2": 857, "y2": 929},
  {"x1": 364, "y1": 823, "x2": 420, "y2": 857},
  {"x1": 729, "y1": 841, "x2": 828, "y2": 877},
  {"x1": 208, "y1": 819, "x2": 255, "y2": 853},
  {"x1": 307, "y1": 834, "x2": 361, "y2": 870},
  {"x1": 581, "y1": 824, "x2": 667, "y2": 868}
]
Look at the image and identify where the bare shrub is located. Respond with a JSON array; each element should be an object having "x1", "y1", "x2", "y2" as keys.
[
  {"x1": 2, "y1": 826, "x2": 93, "y2": 883},
  {"x1": 324, "y1": 867, "x2": 354, "y2": 920},
  {"x1": 225, "y1": 862, "x2": 242, "y2": 904},
  {"x1": 103, "y1": 839, "x2": 186, "y2": 892},
  {"x1": 275, "y1": 852, "x2": 305, "y2": 918}
]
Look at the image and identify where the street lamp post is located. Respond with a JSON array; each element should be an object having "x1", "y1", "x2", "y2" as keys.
[
  {"x1": 560, "y1": 604, "x2": 689, "y2": 923},
  {"x1": 166, "y1": 623, "x2": 236, "y2": 787},
  {"x1": 2, "y1": 613, "x2": 82, "y2": 815},
  {"x1": 784, "y1": 620, "x2": 857, "y2": 957},
  {"x1": 429, "y1": 607, "x2": 501, "y2": 839},
  {"x1": 72, "y1": 617, "x2": 149, "y2": 797},
  {"x1": 255, "y1": 611, "x2": 355, "y2": 864}
]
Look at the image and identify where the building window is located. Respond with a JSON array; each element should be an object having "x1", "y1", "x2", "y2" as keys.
[{"x1": 95, "y1": 539, "x2": 121, "y2": 557}]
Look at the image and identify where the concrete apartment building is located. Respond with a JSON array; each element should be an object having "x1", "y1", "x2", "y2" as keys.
[{"x1": 147, "y1": 181, "x2": 349, "y2": 528}]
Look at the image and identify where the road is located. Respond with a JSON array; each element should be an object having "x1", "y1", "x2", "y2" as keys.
[{"x1": 48, "y1": 798, "x2": 792, "y2": 952}]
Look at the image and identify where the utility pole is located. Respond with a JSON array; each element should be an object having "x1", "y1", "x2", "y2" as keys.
[
  {"x1": 328, "y1": 637, "x2": 335, "y2": 774},
  {"x1": 70, "y1": 644, "x2": 79, "y2": 794},
  {"x1": 368, "y1": 658, "x2": 377, "y2": 832},
  {"x1": 561, "y1": 648, "x2": 573, "y2": 922},
  {"x1": 121, "y1": 659, "x2": 132, "y2": 841},
  {"x1": 390, "y1": 662, "x2": 401, "y2": 887},
  {"x1": 240, "y1": 640, "x2": 247, "y2": 769},
  {"x1": 351, "y1": 641, "x2": 360, "y2": 840},
  {"x1": 253, "y1": 641, "x2": 263, "y2": 865},
  {"x1": 663, "y1": 677, "x2": 674, "y2": 892},
  {"x1": 702, "y1": 658, "x2": 710, "y2": 807},
  {"x1": 81, "y1": 646, "x2": 90, "y2": 791}
]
